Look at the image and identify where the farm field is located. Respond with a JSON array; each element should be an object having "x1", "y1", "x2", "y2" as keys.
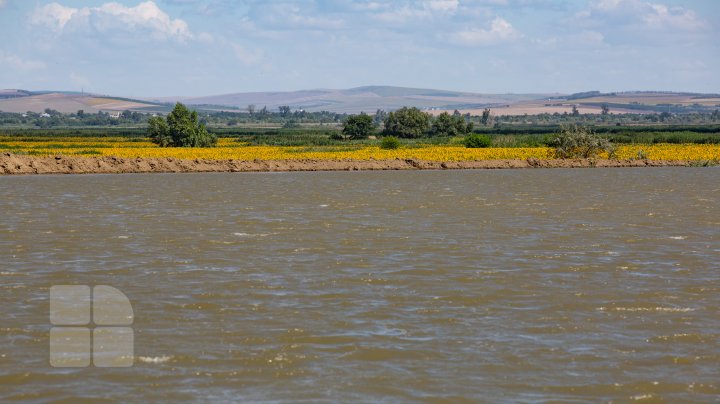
[
  {"x1": 1, "y1": 137, "x2": 719, "y2": 162},
  {"x1": 0, "y1": 93, "x2": 160, "y2": 114},
  {"x1": 433, "y1": 92, "x2": 720, "y2": 116}
]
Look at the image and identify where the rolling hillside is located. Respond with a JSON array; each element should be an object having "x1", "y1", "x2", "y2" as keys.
[
  {"x1": 153, "y1": 86, "x2": 553, "y2": 113},
  {"x1": 0, "y1": 91, "x2": 162, "y2": 114},
  {"x1": 2, "y1": 87, "x2": 718, "y2": 115}
]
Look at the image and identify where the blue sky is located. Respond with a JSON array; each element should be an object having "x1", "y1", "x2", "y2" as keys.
[{"x1": 0, "y1": 0, "x2": 717, "y2": 96}]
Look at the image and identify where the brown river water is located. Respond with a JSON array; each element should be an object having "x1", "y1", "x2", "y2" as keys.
[{"x1": 1, "y1": 168, "x2": 719, "y2": 402}]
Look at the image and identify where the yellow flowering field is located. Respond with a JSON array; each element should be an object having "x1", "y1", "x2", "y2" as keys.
[
  {"x1": 1, "y1": 137, "x2": 719, "y2": 161},
  {"x1": 613, "y1": 144, "x2": 720, "y2": 161}
]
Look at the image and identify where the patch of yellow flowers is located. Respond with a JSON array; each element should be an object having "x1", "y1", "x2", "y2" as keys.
[{"x1": 1, "y1": 137, "x2": 718, "y2": 161}]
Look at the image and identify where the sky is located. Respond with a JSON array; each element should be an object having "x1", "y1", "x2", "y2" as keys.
[{"x1": 0, "y1": 0, "x2": 718, "y2": 97}]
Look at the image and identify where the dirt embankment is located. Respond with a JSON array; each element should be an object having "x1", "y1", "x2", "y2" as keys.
[{"x1": 0, "y1": 153, "x2": 691, "y2": 175}]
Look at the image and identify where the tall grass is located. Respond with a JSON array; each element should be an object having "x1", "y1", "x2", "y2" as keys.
[
  {"x1": 2, "y1": 126, "x2": 719, "y2": 147},
  {"x1": 605, "y1": 131, "x2": 720, "y2": 144}
]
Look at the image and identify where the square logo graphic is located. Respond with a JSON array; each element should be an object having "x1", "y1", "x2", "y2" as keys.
[
  {"x1": 49, "y1": 327, "x2": 91, "y2": 368},
  {"x1": 49, "y1": 285, "x2": 134, "y2": 368}
]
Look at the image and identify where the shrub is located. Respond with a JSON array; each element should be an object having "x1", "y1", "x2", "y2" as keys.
[
  {"x1": 551, "y1": 125, "x2": 615, "y2": 158},
  {"x1": 380, "y1": 136, "x2": 400, "y2": 149},
  {"x1": 430, "y1": 112, "x2": 473, "y2": 137},
  {"x1": 148, "y1": 103, "x2": 216, "y2": 147},
  {"x1": 329, "y1": 132, "x2": 344, "y2": 141},
  {"x1": 382, "y1": 107, "x2": 431, "y2": 138},
  {"x1": 283, "y1": 120, "x2": 300, "y2": 129},
  {"x1": 342, "y1": 113, "x2": 375, "y2": 139},
  {"x1": 464, "y1": 134, "x2": 492, "y2": 148}
]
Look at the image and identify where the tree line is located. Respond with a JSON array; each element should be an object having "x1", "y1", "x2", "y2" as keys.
[
  {"x1": 3, "y1": 103, "x2": 718, "y2": 132},
  {"x1": 342, "y1": 107, "x2": 474, "y2": 140}
]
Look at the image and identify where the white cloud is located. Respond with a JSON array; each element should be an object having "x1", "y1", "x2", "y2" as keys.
[
  {"x1": 581, "y1": 0, "x2": 708, "y2": 32},
  {"x1": 374, "y1": 5, "x2": 426, "y2": 23},
  {"x1": 643, "y1": 4, "x2": 706, "y2": 31},
  {"x1": 0, "y1": 51, "x2": 46, "y2": 70},
  {"x1": 427, "y1": 0, "x2": 459, "y2": 13},
  {"x1": 353, "y1": 2, "x2": 387, "y2": 12},
  {"x1": 30, "y1": 1, "x2": 194, "y2": 41},
  {"x1": 448, "y1": 17, "x2": 521, "y2": 46},
  {"x1": 284, "y1": 13, "x2": 345, "y2": 30},
  {"x1": 593, "y1": 0, "x2": 626, "y2": 11},
  {"x1": 374, "y1": 0, "x2": 459, "y2": 24},
  {"x1": 30, "y1": 3, "x2": 82, "y2": 32},
  {"x1": 231, "y1": 43, "x2": 263, "y2": 66},
  {"x1": 247, "y1": 4, "x2": 345, "y2": 31}
]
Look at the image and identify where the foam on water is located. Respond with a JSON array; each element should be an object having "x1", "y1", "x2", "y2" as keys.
[{"x1": 138, "y1": 355, "x2": 173, "y2": 364}]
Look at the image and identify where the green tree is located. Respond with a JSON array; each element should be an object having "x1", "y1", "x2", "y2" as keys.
[
  {"x1": 259, "y1": 106, "x2": 269, "y2": 118},
  {"x1": 572, "y1": 105, "x2": 580, "y2": 116},
  {"x1": 380, "y1": 136, "x2": 400, "y2": 149},
  {"x1": 279, "y1": 105, "x2": 291, "y2": 117},
  {"x1": 481, "y1": 108, "x2": 492, "y2": 125},
  {"x1": 601, "y1": 104, "x2": 610, "y2": 115},
  {"x1": 431, "y1": 112, "x2": 455, "y2": 137},
  {"x1": 551, "y1": 125, "x2": 615, "y2": 158},
  {"x1": 430, "y1": 112, "x2": 473, "y2": 137},
  {"x1": 342, "y1": 112, "x2": 375, "y2": 139},
  {"x1": 464, "y1": 134, "x2": 492, "y2": 148},
  {"x1": 373, "y1": 109, "x2": 387, "y2": 125},
  {"x1": 148, "y1": 115, "x2": 171, "y2": 146},
  {"x1": 382, "y1": 107, "x2": 431, "y2": 138},
  {"x1": 148, "y1": 103, "x2": 217, "y2": 147},
  {"x1": 458, "y1": 116, "x2": 474, "y2": 134}
]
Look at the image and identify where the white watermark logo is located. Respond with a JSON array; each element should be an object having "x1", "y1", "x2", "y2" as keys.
[{"x1": 49, "y1": 285, "x2": 134, "y2": 368}]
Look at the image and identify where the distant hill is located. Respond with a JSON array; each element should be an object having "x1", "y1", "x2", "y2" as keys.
[
  {"x1": 0, "y1": 89, "x2": 32, "y2": 99},
  {"x1": 1, "y1": 87, "x2": 718, "y2": 115},
  {"x1": 151, "y1": 86, "x2": 554, "y2": 113},
  {"x1": 434, "y1": 91, "x2": 720, "y2": 116},
  {"x1": 0, "y1": 91, "x2": 163, "y2": 114}
]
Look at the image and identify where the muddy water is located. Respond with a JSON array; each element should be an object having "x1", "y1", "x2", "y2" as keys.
[{"x1": 1, "y1": 168, "x2": 719, "y2": 402}]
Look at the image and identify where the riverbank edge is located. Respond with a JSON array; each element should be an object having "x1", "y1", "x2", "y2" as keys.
[{"x1": 0, "y1": 152, "x2": 694, "y2": 175}]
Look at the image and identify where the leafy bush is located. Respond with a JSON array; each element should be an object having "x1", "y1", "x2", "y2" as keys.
[
  {"x1": 430, "y1": 112, "x2": 473, "y2": 137},
  {"x1": 329, "y1": 132, "x2": 344, "y2": 141},
  {"x1": 283, "y1": 120, "x2": 300, "y2": 129},
  {"x1": 148, "y1": 103, "x2": 216, "y2": 147},
  {"x1": 382, "y1": 107, "x2": 431, "y2": 138},
  {"x1": 464, "y1": 134, "x2": 492, "y2": 148},
  {"x1": 380, "y1": 136, "x2": 401, "y2": 149},
  {"x1": 342, "y1": 113, "x2": 375, "y2": 139},
  {"x1": 551, "y1": 125, "x2": 615, "y2": 158}
]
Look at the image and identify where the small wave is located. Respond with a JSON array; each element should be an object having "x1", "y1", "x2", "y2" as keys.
[
  {"x1": 233, "y1": 232, "x2": 269, "y2": 237},
  {"x1": 138, "y1": 355, "x2": 173, "y2": 364},
  {"x1": 597, "y1": 307, "x2": 695, "y2": 313},
  {"x1": 646, "y1": 333, "x2": 714, "y2": 343},
  {"x1": 668, "y1": 236, "x2": 687, "y2": 240}
]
